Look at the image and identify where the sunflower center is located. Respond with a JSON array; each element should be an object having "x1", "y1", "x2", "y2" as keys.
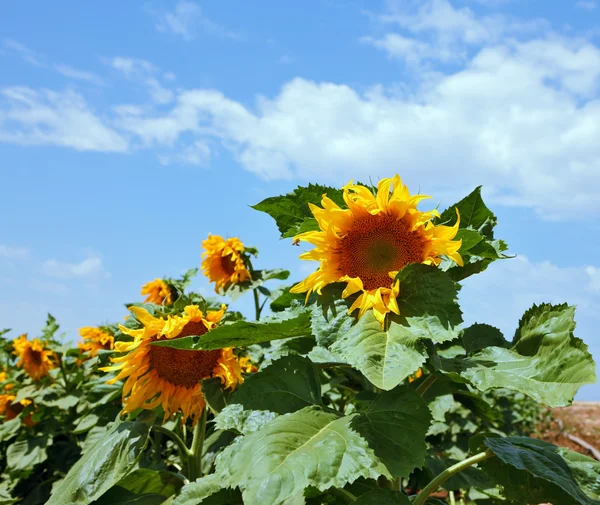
[
  {"x1": 149, "y1": 321, "x2": 221, "y2": 389},
  {"x1": 27, "y1": 349, "x2": 43, "y2": 366},
  {"x1": 220, "y1": 253, "x2": 237, "y2": 275},
  {"x1": 338, "y1": 213, "x2": 425, "y2": 291}
]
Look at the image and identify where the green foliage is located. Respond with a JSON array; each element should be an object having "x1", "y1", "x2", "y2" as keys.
[
  {"x1": 252, "y1": 183, "x2": 345, "y2": 238},
  {"x1": 46, "y1": 412, "x2": 156, "y2": 505}
]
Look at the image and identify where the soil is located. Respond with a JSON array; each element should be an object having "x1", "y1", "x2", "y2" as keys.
[{"x1": 535, "y1": 401, "x2": 600, "y2": 458}]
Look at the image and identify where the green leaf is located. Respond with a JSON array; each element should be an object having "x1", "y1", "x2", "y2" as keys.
[
  {"x1": 351, "y1": 387, "x2": 431, "y2": 477},
  {"x1": 7, "y1": 434, "x2": 51, "y2": 472},
  {"x1": 92, "y1": 469, "x2": 183, "y2": 505},
  {"x1": 395, "y1": 264, "x2": 462, "y2": 327},
  {"x1": 311, "y1": 300, "x2": 354, "y2": 348},
  {"x1": 461, "y1": 324, "x2": 508, "y2": 354},
  {"x1": 252, "y1": 184, "x2": 344, "y2": 238},
  {"x1": 353, "y1": 489, "x2": 410, "y2": 504},
  {"x1": 230, "y1": 355, "x2": 322, "y2": 413},
  {"x1": 482, "y1": 436, "x2": 600, "y2": 505},
  {"x1": 201, "y1": 377, "x2": 231, "y2": 415},
  {"x1": 214, "y1": 404, "x2": 278, "y2": 434},
  {"x1": 152, "y1": 305, "x2": 312, "y2": 350},
  {"x1": 225, "y1": 269, "x2": 291, "y2": 300},
  {"x1": 73, "y1": 413, "x2": 100, "y2": 434},
  {"x1": 270, "y1": 286, "x2": 305, "y2": 312},
  {"x1": 173, "y1": 474, "x2": 243, "y2": 505},
  {"x1": 329, "y1": 311, "x2": 428, "y2": 390},
  {"x1": 213, "y1": 406, "x2": 389, "y2": 505},
  {"x1": 426, "y1": 457, "x2": 494, "y2": 492},
  {"x1": 458, "y1": 304, "x2": 596, "y2": 407},
  {"x1": 46, "y1": 411, "x2": 156, "y2": 505},
  {"x1": 437, "y1": 186, "x2": 496, "y2": 237},
  {"x1": 0, "y1": 419, "x2": 20, "y2": 442},
  {"x1": 558, "y1": 448, "x2": 600, "y2": 500}
]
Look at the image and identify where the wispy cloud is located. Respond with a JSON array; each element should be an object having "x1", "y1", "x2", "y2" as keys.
[
  {"x1": 0, "y1": 244, "x2": 30, "y2": 260},
  {"x1": 109, "y1": 57, "x2": 174, "y2": 104},
  {"x1": 576, "y1": 1, "x2": 596, "y2": 10},
  {"x1": 3, "y1": 39, "x2": 45, "y2": 67},
  {"x1": 0, "y1": 87, "x2": 128, "y2": 152},
  {"x1": 151, "y1": 1, "x2": 239, "y2": 41},
  {"x1": 41, "y1": 254, "x2": 108, "y2": 279},
  {"x1": 54, "y1": 64, "x2": 104, "y2": 86}
]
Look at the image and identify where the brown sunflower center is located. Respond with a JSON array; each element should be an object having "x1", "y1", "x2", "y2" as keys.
[
  {"x1": 221, "y1": 253, "x2": 237, "y2": 275},
  {"x1": 27, "y1": 349, "x2": 43, "y2": 366},
  {"x1": 149, "y1": 320, "x2": 221, "y2": 389},
  {"x1": 338, "y1": 213, "x2": 425, "y2": 291}
]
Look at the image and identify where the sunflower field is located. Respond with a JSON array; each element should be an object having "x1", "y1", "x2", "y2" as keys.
[{"x1": 0, "y1": 175, "x2": 597, "y2": 505}]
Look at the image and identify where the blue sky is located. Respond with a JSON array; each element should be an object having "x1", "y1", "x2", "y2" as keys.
[{"x1": 1, "y1": 0, "x2": 599, "y2": 399}]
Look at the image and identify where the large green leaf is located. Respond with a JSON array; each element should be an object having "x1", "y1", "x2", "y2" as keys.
[
  {"x1": 214, "y1": 404, "x2": 278, "y2": 435},
  {"x1": 151, "y1": 305, "x2": 312, "y2": 350},
  {"x1": 437, "y1": 186, "x2": 496, "y2": 237},
  {"x1": 6, "y1": 434, "x2": 51, "y2": 472},
  {"x1": 558, "y1": 448, "x2": 600, "y2": 500},
  {"x1": 482, "y1": 436, "x2": 600, "y2": 505},
  {"x1": 395, "y1": 264, "x2": 462, "y2": 327},
  {"x1": 92, "y1": 469, "x2": 183, "y2": 505},
  {"x1": 230, "y1": 355, "x2": 322, "y2": 413},
  {"x1": 457, "y1": 304, "x2": 596, "y2": 407},
  {"x1": 270, "y1": 286, "x2": 306, "y2": 312},
  {"x1": 461, "y1": 324, "x2": 507, "y2": 354},
  {"x1": 252, "y1": 184, "x2": 344, "y2": 238},
  {"x1": 351, "y1": 387, "x2": 431, "y2": 477},
  {"x1": 329, "y1": 311, "x2": 428, "y2": 390},
  {"x1": 46, "y1": 411, "x2": 156, "y2": 505},
  {"x1": 311, "y1": 300, "x2": 354, "y2": 348},
  {"x1": 212, "y1": 406, "x2": 389, "y2": 505},
  {"x1": 173, "y1": 474, "x2": 243, "y2": 505}
]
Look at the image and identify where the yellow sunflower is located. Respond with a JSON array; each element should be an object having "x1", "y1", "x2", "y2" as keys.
[
  {"x1": 0, "y1": 394, "x2": 35, "y2": 426},
  {"x1": 141, "y1": 279, "x2": 173, "y2": 305},
  {"x1": 13, "y1": 334, "x2": 56, "y2": 380},
  {"x1": 102, "y1": 304, "x2": 247, "y2": 424},
  {"x1": 78, "y1": 327, "x2": 115, "y2": 358},
  {"x1": 290, "y1": 175, "x2": 463, "y2": 325},
  {"x1": 201, "y1": 235, "x2": 251, "y2": 293}
]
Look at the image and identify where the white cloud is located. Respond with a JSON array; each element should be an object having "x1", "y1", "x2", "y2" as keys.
[
  {"x1": 152, "y1": 1, "x2": 239, "y2": 41},
  {"x1": 3, "y1": 39, "x2": 45, "y2": 67},
  {"x1": 41, "y1": 254, "x2": 108, "y2": 280},
  {"x1": 576, "y1": 1, "x2": 596, "y2": 10},
  {"x1": 109, "y1": 57, "x2": 174, "y2": 104},
  {"x1": 0, "y1": 87, "x2": 128, "y2": 152},
  {"x1": 158, "y1": 139, "x2": 211, "y2": 166},
  {"x1": 0, "y1": 245, "x2": 30, "y2": 260},
  {"x1": 54, "y1": 64, "x2": 104, "y2": 85},
  {"x1": 459, "y1": 256, "x2": 600, "y2": 399}
]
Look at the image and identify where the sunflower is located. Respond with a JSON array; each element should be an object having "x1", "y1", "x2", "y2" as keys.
[
  {"x1": 0, "y1": 394, "x2": 34, "y2": 426},
  {"x1": 78, "y1": 327, "x2": 115, "y2": 358},
  {"x1": 102, "y1": 304, "x2": 247, "y2": 424},
  {"x1": 201, "y1": 235, "x2": 251, "y2": 293},
  {"x1": 290, "y1": 175, "x2": 463, "y2": 325},
  {"x1": 141, "y1": 279, "x2": 173, "y2": 306},
  {"x1": 13, "y1": 334, "x2": 56, "y2": 380}
]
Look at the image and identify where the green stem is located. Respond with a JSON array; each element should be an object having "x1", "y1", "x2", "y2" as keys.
[
  {"x1": 413, "y1": 451, "x2": 494, "y2": 505},
  {"x1": 392, "y1": 476, "x2": 402, "y2": 491},
  {"x1": 331, "y1": 488, "x2": 357, "y2": 503},
  {"x1": 187, "y1": 408, "x2": 208, "y2": 481},
  {"x1": 153, "y1": 425, "x2": 189, "y2": 463},
  {"x1": 315, "y1": 362, "x2": 353, "y2": 369},
  {"x1": 415, "y1": 374, "x2": 437, "y2": 397},
  {"x1": 57, "y1": 354, "x2": 70, "y2": 392},
  {"x1": 253, "y1": 288, "x2": 262, "y2": 321}
]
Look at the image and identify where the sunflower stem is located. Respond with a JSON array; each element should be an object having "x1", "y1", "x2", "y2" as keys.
[
  {"x1": 415, "y1": 374, "x2": 437, "y2": 397},
  {"x1": 187, "y1": 408, "x2": 208, "y2": 481},
  {"x1": 331, "y1": 488, "x2": 357, "y2": 503},
  {"x1": 412, "y1": 451, "x2": 494, "y2": 505},
  {"x1": 153, "y1": 425, "x2": 189, "y2": 465},
  {"x1": 253, "y1": 288, "x2": 262, "y2": 320},
  {"x1": 57, "y1": 354, "x2": 70, "y2": 392}
]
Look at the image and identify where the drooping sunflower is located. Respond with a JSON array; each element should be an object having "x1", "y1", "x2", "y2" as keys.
[
  {"x1": 78, "y1": 327, "x2": 115, "y2": 358},
  {"x1": 102, "y1": 304, "x2": 247, "y2": 424},
  {"x1": 201, "y1": 235, "x2": 251, "y2": 293},
  {"x1": 13, "y1": 334, "x2": 56, "y2": 380},
  {"x1": 0, "y1": 394, "x2": 35, "y2": 426},
  {"x1": 141, "y1": 278, "x2": 173, "y2": 306},
  {"x1": 290, "y1": 175, "x2": 463, "y2": 325}
]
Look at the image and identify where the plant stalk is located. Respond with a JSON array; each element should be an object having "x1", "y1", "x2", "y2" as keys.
[
  {"x1": 153, "y1": 425, "x2": 189, "y2": 463},
  {"x1": 57, "y1": 354, "x2": 71, "y2": 392},
  {"x1": 186, "y1": 408, "x2": 208, "y2": 481},
  {"x1": 331, "y1": 488, "x2": 357, "y2": 503},
  {"x1": 253, "y1": 288, "x2": 262, "y2": 321},
  {"x1": 413, "y1": 451, "x2": 494, "y2": 505},
  {"x1": 415, "y1": 374, "x2": 437, "y2": 397}
]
